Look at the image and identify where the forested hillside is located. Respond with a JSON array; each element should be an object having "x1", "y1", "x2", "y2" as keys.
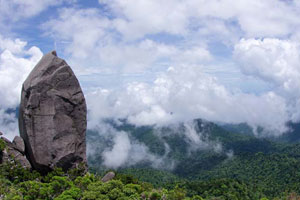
[
  {"x1": 0, "y1": 151, "x2": 299, "y2": 200},
  {"x1": 87, "y1": 119, "x2": 300, "y2": 199},
  {"x1": 0, "y1": 143, "x2": 262, "y2": 200}
]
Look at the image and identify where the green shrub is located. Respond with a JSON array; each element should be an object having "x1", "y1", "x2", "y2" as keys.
[
  {"x1": 166, "y1": 185, "x2": 186, "y2": 200},
  {"x1": 192, "y1": 195, "x2": 204, "y2": 200},
  {"x1": 74, "y1": 173, "x2": 95, "y2": 190},
  {"x1": 0, "y1": 138, "x2": 6, "y2": 151},
  {"x1": 42, "y1": 168, "x2": 64, "y2": 183},
  {"x1": 54, "y1": 187, "x2": 82, "y2": 200},
  {"x1": 149, "y1": 191, "x2": 161, "y2": 200}
]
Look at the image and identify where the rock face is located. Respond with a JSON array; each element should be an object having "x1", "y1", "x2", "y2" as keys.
[
  {"x1": 19, "y1": 51, "x2": 87, "y2": 173},
  {"x1": 0, "y1": 136, "x2": 31, "y2": 169},
  {"x1": 13, "y1": 136, "x2": 25, "y2": 154}
]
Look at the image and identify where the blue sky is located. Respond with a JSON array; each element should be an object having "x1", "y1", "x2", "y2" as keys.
[{"x1": 1, "y1": 0, "x2": 300, "y2": 140}]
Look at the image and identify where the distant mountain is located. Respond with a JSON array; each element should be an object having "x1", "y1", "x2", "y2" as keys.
[
  {"x1": 87, "y1": 119, "x2": 234, "y2": 169},
  {"x1": 220, "y1": 121, "x2": 300, "y2": 144},
  {"x1": 87, "y1": 119, "x2": 279, "y2": 174},
  {"x1": 275, "y1": 122, "x2": 300, "y2": 143},
  {"x1": 220, "y1": 122, "x2": 254, "y2": 136}
]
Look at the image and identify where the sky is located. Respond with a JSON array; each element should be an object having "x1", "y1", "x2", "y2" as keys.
[{"x1": 1, "y1": 0, "x2": 300, "y2": 141}]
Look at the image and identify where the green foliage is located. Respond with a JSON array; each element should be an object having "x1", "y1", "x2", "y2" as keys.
[
  {"x1": 0, "y1": 138, "x2": 6, "y2": 151},
  {"x1": 123, "y1": 183, "x2": 142, "y2": 195},
  {"x1": 118, "y1": 168, "x2": 179, "y2": 187},
  {"x1": 149, "y1": 191, "x2": 161, "y2": 200},
  {"x1": 115, "y1": 173, "x2": 138, "y2": 184},
  {"x1": 67, "y1": 163, "x2": 87, "y2": 180},
  {"x1": 54, "y1": 187, "x2": 81, "y2": 200},
  {"x1": 0, "y1": 177, "x2": 13, "y2": 196},
  {"x1": 49, "y1": 176, "x2": 73, "y2": 194},
  {"x1": 191, "y1": 195, "x2": 204, "y2": 200},
  {"x1": 1, "y1": 160, "x2": 260, "y2": 200},
  {"x1": 166, "y1": 185, "x2": 186, "y2": 200},
  {"x1": 74, "y1": 173, "x2": 95, "y2": 190},
  {"x1": 180, "y1": 179, "x2": 254, "y2": 200},
  {"x1": 0, "y1": 162, "x2": 40, "y2": 184},
  {"x1": 42, "y1": 168, "x2": 64, "y2": 182},
  {"x1": 19, "y1": 180, "x2": 50, "y2": 200}
]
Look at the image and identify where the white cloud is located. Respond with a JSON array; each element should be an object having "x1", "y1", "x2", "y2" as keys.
[
  {"x1": 40, "y1": 2, "x2": 300, "y2": 137},
  {"x1": 0, "y1": 0, "x2": 70, "y2": 22},
  {"x1": 102, "y1": 131, "x2": 131, "y2": 168},
  {"x1": 0, "y1": 109, "x2": 18, "y2": 141},
  {"x1": 0, "y1": 36, "x2": 43, "y2": 108},
  {"x1": 178, "y1": 121, "x2": 224, "y2": 153},
  {"x1": 87, "y1": 64, "x2": 289, "y2": 136},
  {"x1": 43, "y1": 8, "x2": 110, "y2": 60},
  {"x1": 102, "y1": 0, "x2": 189, "y2": 40},
  {"x1": 234, "y1": 38, "x2": 300, "y2": 90},
  {"x1": 172, "y1": 47, "x2": 212, "y2": 65},
  {"x1": 196, "y1": 0, "x2": 299, "y2": 37},
  {"x1": 0, "y1": 36, "x2": 27, "y2": 54},
  {"x1": 43, "y1": 8, "x2": 170, "y2": 73},
  {"x1": 42, "y1": 8, "x2": 108, "y2": 76},
  {"x1": 43, "y1": 7, "x2": 212, "y2": 74},
  {"x1": 101, "y1": 131, "x2": 165, "y2": 169},
  {"x1": 97, "y1": 39, "x2": 177, "y2": 73},
  {"x1": 101, "y1": 0, "x2": 300, "y2": 40},
  {"x1": 0, "y1": 34, "x2": 43, "y2": 139},
  {"x1": 234, "y1": 38, "x2": 300, "y2": 122},
  {"x1": 42, "y1": 0, "x2": 300, "y2": 77}
]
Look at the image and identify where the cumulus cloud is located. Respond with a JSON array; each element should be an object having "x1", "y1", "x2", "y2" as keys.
[
  {"x1": 234, "y1": 38, "x2": 300, "y2": 87},
  {"x1": 0, "y1": 34, "x2": 43, "y2": 139},
  {"x1": 41, "y1": 0, "x2": 300, "y2": 79},
  {"x1": 101, "y1": 0, "x2": 300, "y2": 39},
  {"x1": 0, "y1": 35, "x2": 43, "y2": 108},
  {"x1": 87, "y1": 64, "x2": 289, "y2": 136},
  {"x1": 0, "y1": 0, "x2": 70, "y2": 22},
  {"x1": 42, "y1": 7, "x2": 214, "y2": 75},
  {"x1": 234, "y1": 38, "x2": 300, "y2": 122},
  {"x1": 42, "y1": 8, "x2": 111, "y2": 62},
  {"x1": 101, "y1": 0, "x2": 189, "y2": 40}
]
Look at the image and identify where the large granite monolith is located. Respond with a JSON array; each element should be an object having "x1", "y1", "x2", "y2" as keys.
[{"x1": 19, "y1": 51, "x2": 87, "y2": 173}]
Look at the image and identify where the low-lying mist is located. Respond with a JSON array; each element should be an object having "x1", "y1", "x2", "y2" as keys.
[{"x1": 87, "y1": 118, "x2": 234, "y2": 170}]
